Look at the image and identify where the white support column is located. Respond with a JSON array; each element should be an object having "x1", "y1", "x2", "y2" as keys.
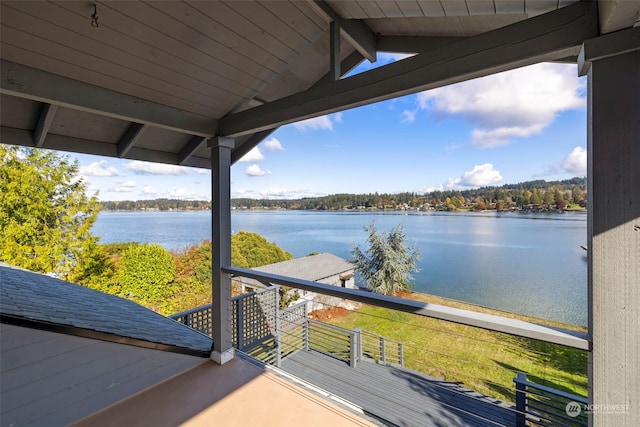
[
  {"x1": 580, "y1": 29, "x2": 640, "y2": 426},
  {"x1": 209, "y1": 136, "x2": 235, "y2": 364}
]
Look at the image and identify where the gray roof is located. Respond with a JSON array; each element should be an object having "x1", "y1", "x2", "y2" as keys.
[
  {"x1": 0, "y1": 263, "x2": 212, "y2": 355},
  {"x1": 253, "y1": 253, "x2": 354, "y2": 283}
]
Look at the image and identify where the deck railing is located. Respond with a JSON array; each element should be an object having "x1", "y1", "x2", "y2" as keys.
[
  {"x1": 222, "y1": 266, "x2": 590, "y2": 351},
  {"x1": 172, "y1": 288, "x2": 404, "y2": 369},
  {"x1": 174, "y1": 267, "x2": 588, "y2": 425},
  {"x1": 514, "y1": 372, "x2": 588, "y2": 427},
  {"x1": 171, "y1": 304, "x2": 212, "y2": 336}
]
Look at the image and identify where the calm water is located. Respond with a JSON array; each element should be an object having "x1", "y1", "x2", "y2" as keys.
[{"x1": 93, "y1": 210, "x2": 588, "y2": 326}]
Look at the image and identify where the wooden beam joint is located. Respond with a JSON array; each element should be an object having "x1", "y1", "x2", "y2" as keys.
[
  {"x1": 33, "y1": 103, "x2": 58, "y2": 148},
  {"x1": 117, "y1": 123, "x2": 146, "y2": 158}
]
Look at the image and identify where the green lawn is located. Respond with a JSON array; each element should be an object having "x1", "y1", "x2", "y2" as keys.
[{"x1": 323, "y1": 292, "x2": 588, "y2": 404}]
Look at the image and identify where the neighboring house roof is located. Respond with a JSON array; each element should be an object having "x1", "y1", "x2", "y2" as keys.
[
  {"x1": 253, "y1": 253, "x2": 354, "y2": 283},
  {"x1": 0, "y1": 263, "x2": 212, "y2": 356}
]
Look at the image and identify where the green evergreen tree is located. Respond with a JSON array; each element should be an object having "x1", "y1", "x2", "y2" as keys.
[
  {"x1": 0, "y1": 146, "x2": 103, "y2": 281},
  {"x1": 352, "y1": 222, "x2": 420, "y2": 295}
]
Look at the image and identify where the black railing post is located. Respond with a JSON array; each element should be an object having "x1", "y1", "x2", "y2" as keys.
[
  {"x1": 514, "y1": 372, "x2": 527, "y2": 427},
  {"x1": 237, "y1": 298, "x2": 244, "y2": 350}
]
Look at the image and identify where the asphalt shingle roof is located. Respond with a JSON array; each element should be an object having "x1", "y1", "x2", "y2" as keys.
[
  {"x1": 0, "y1": 263, "x2": 212, "y2": 354},
  {"x1": 253, "y1": 253, "x2": 354, "y2": 282}
]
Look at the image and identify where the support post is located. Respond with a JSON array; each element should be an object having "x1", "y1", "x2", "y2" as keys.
[
  {"x1": 354, "y1": 328, "x2": 363, "y2": 361},
  {"x1": 514, "y1": 372, "x2": 527, "y2": 427},
  {"x1": 350, "y1": 330, "x2": 358, "y2": 368},
  {"x1": 398, "y1": 343, "x2": 404, "y2": 367},
  {"x1": 209, "y1": 136, "x2": 235, "y2": 364},
  {"x1": 380, "y1": 337, "x2": 386, "y2": 364},
  {"x1": 580, "y1": 28, "x2": 640, "y2": 427},
  {"x1": 304, "y1": 318, "x2": 310, "y2": 351}
]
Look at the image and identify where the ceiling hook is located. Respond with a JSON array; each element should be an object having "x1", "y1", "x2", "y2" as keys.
[{"x1": 91, "y1": 4, "x2": 99, "y2": 28}]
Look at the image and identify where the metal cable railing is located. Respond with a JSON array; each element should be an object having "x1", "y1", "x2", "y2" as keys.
[{"x1": 173, "y1": 270, "x2": 589, "y2": 427}]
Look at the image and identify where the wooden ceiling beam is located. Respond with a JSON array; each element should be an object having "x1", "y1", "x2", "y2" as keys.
[
  {"x1": 307, "y1": 0, "x2": 377, "y2": 62},
  {"x1": 1, "y1": 61, "x2": 217, "y2": 138},
  {"x1": 219, "y1": 1, "x2": 598, "y2": 138},
  {"x1": 33, "y1": 103, "x2": 58, "y2": 148}
]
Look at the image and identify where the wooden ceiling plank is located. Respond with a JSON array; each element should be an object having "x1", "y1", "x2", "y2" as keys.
[
  {"x1": 395, "y1": 1, "x2": 425, "y2": 17},
  {"x1": 106, "y1": 1, "x2": 277, "y2": 80},
  {"x1": 152, "y1": 1, "x2": 288, "y2": 71},
  {"x1": 33, "y1": 104, "x2": 58, "y2": 148},
  {"x1": 1, "y1": 61, "x2": 218, "y2": 137},
  {"x1": 466, "y1": 0, "x2": 496, "y2": 15},
  {"x1": 1, "y1": 5, "x2": 249, "y2": 107},
  {"x1": 55, "y1": 1, "x2": 265, "y2": 91},
  {"x1": 441, "y1": 1, "x2": 470, "y2": 16},
  {"x1": 495, "y1": 0, "x2": 525, "y2": 15},
  {"x1": 415, "y1": 1, "x2": 446, "y2": 16},
  {"x1": 307, "y1": 0, "x2": 377, "y2": 62},
  {"x1": 356, "y1": 1, "x2": 386, "y2": 18},
  {"x1": 219, "y1": 1, "x2": 597, "y2": 137},
  {"x1": 376, "y1": 1, "x2": 404, "y2": 17},
  {"x1": 0, "y1": 26, "x2": 233, "y2": 118},
  {"x1": 224, "y1": 1, "x2": 316, "y2": 49},
  {"x1": 329, "y1": 0, "x2": 367, "y2": 19}
]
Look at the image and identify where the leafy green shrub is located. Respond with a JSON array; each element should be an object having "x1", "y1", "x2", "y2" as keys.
[
  {"x1": 117, "y1": 243, "x2": 176, "y2": 310},
  {"x1": 231, "y1": 231, "x2": 292, "y2": 268}
]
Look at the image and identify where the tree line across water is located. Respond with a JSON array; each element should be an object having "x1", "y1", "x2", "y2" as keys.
[
  {"x1": 100, "y1": 177, "x2": 587, "y2": 212},
  {"x1": 232, "y1": 177, "x2": 586, "y2": 212}
]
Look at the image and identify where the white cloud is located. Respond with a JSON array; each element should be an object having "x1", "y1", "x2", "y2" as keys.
[
  {"x1": 538, "y1": 146, "x2": 587, "y2": 177},
  {"x1": 238, "y1": 146, "x2": 264, "y2": 162},
  {"x1": 169, "y1": 188, "x2": 203, "y2": 200},
  {"x1": 560, "y1": 146, "x2": 587, "y2": 175},
  {"x1": 292, "y1": 113, "x2": 343, "y2": 131},
  {"x1": 232, "y1": 187, "x2": 324, "y2": 200},
  {"x1": 471, "y1": 125, "x2": 546, "y2": 148},
  {"x1": 416, "y1": 63, "x2": 585, "y2": 148},
  {"x1": 141, "y1": 185, "x2": 157, "y2": 196},
  {"x1": 79, "y1": 160, "x2": 119, "y2": 177},
  {"x1": 246, "y1": 164, "x2": 271, "y2": 176},
  {"x1": 401, "y1": 109, "x2": 416, "y2": 124},
  {"x1": 263, "y1": 137, "x2": 284, "y2": 151},
  {"x1": 125, "y1": 160, "x2": 190, "y2": 175},
  {"x1": 458, "y1": 163, "x2": 503, "y2": 187},
  {"x1": 423, "y1": 164, "x2": 503, "y2": 192},
  {"x1": 108, "y1": 180, "x2": 137, "y2": 193}
]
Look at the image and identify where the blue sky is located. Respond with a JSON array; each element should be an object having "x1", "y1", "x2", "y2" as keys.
[{"x1": 75, "y1": 55, "x2": 587, "y2": 201}]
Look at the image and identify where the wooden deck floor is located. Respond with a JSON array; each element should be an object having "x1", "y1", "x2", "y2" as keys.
[{"x1": 278, "y1": 350, "x2": 516, "y2": 427}]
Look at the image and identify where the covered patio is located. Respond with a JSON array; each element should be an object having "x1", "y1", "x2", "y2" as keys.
[{"x1": 1, "y1": 1, "x2": 638, "y2": 425}]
